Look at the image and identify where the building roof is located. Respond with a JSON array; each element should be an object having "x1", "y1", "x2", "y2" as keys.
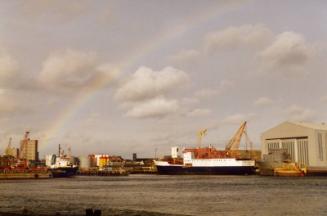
[{"x1": 288, "y1": 121, "x2": 327, "y2": 131}]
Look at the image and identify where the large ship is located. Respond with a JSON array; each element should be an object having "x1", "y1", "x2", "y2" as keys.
[
  {"x1": 46, "y1": 145, "x2": 78, "y2": 178},
  {"x1": 155, "y1": 122, "x2": 259, "y2": 175}
]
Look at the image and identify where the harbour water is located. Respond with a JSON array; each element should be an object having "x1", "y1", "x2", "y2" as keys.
[{"x1": 0, "y1": 175, "x2": 327, "y2": 216}]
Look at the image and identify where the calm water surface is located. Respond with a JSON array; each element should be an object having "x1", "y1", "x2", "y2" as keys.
[{"x1": 0, "y1": 175, "x2": 327, "y2": 215}]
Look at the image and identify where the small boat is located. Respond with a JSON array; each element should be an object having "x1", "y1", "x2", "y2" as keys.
[{"x1": 274, "y1": 163, "x2": 306, "y2": 177}]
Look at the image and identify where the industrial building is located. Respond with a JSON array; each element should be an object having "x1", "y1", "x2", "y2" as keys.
[
  {"x1": 261, "y1": 121, "x2": 327, "y2": 168},
  {"x1": 4, "y1": 138, "x2": 19, "y2": 158},
  {"x1": 19, "y1": 131, "x2": 39, "y2": 161}
]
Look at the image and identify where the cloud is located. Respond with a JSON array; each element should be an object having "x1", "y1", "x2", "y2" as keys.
[
  {"x1": 205, "y1": 24, "x2": 273, "y2": 52},
  {"x1": 223, "y1": 113, "x2": 256, "y2": 124},
  {"x1": 254, "y1": 97, "x2": 274, "y2": 106},
  {"x1": 115, "y1": 66, "x2": 189, "y2": 102},
  {"x1": 125, "y1": 97, "x2": 179, "y2": 119},
  {"x1": 260, "y1": 32, "x2": 314, "y2": 70},
  {"x1": 187, "y1": 108, "x2": 211, "y2": 117},
  {"x1": 39, "y1": 49, "x2": 118, "y2": 91},
  {"x1": 286, "y1": 105, "x2": 315, "y2": 121}
]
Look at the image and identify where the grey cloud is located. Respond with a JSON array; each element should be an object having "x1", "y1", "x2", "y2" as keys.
[
  {"x1": 39, "y1": 49, "x2": 119, "y2": 91},
  {"x1": 260, "y1": 32, "x2": 314, "y2": 70}
]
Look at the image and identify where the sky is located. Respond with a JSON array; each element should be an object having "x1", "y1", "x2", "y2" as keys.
[{"x1": 1, "y1": 0, "x2": 327, "y2": 158}]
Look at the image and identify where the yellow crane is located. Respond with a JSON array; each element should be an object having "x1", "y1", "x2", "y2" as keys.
[
  {"x1": 225, "y1": 121, "x2": 253, "y2": 151},
  {"x1": 197, "y1": 129, "x2": 207, "y2": 148}
]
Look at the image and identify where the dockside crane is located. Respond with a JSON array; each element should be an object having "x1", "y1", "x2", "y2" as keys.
[
  {"x1": 225, "y1": 121, "x2": 254, "y2": 158},
  {"x1": 225, "y1": 121, "x2": 250, "y2": 150},
  {"x1": 197, "y1": 129, "x2": 207, "y2": 148}
]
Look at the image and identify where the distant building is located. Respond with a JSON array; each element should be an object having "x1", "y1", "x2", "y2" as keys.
[
  {"x1": 4, "y1": 147, "x2": 18, "y2": 158},
  {"x1": 19, "y1": 131, "x2": 39, "y2": 161},
  {"x1": 261, "y1": 121, "x2": 327, "y2": 168},
  {"x1": 132, "y1": 153, "x2": 137, "y2": 161}
]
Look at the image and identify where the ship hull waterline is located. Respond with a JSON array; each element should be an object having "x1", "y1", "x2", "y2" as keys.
[
  {"x1": 50, "y1": 167, "x2": 78, "y2": 178},
  {"x1": 156, "y1": 165, "x2": 256, "y2": 175}
]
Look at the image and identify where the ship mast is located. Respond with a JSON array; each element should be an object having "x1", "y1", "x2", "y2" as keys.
[{"x1": 58, "y1": 144, "x2": 61, "y2": 157}]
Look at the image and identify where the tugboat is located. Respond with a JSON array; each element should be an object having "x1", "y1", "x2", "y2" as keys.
[
  {"x1": 155, "y1": 122, "x2": 259, "y2": 175},
  {"x1": 46, "y1": 145, "x2": 78, "y2": 178}
]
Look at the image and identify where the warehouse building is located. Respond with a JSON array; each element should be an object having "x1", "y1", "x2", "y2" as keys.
[{"x1": 261, "y1": 121, "x2": 327, "y2": 168}]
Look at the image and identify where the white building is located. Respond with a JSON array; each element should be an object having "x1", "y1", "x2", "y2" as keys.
[{"x1": 261, "y1": 121, "x2": 327, "y2": 168}]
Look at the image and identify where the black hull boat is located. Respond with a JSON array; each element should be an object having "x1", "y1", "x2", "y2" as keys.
[
  {"x1": 156, "y1": 164, "x2": 255, "y2": 175},
  {"x1": 50, "y1": 167, "x2": 78, "y2": 178}
]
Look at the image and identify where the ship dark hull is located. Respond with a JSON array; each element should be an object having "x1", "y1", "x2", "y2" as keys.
[
  {"x1": 50, "y1": 167, "x2": 78, "y2": 178},
  {"x1": 156, "y1": 165, "x2": 256, "y2": 175}
]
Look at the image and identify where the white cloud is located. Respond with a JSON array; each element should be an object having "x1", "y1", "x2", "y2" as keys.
[
  {"x1": 254, "y1": 97, "x2": 274, "y2": 106},
  {"x1": 187, "y1": 108, "x2": 211, "y2": 117},
  {"x1": 286, "y1": 105, "x2": 315, "y2": 121},
  {"x1": 205, "y1": 24, "x2": 273, "y2": 52},
  {"x1": 115, "y1": 66, "x2": 189, "y2": 102},
  {"x1": 39, "y1": 49, "x2": 118, "y2": 90},
  {"x1": 125, "y1": 97, "x2": 179, "y2": 119},
  {"x1": 260, "y1": 32, "x2": 314, "y2": 70}
]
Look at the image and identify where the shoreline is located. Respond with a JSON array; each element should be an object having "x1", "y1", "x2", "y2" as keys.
[{"x1": 0, "y1": 209, "x2": 190, "y2": 216}]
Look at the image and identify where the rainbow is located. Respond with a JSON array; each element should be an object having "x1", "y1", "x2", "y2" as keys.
[{"x1": 41, "y1": 5, "x2": 232, "y2": 150}]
